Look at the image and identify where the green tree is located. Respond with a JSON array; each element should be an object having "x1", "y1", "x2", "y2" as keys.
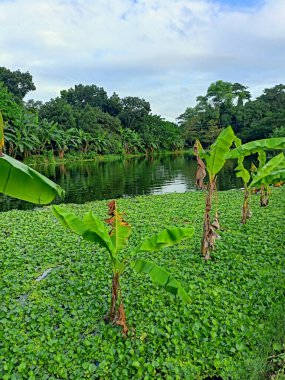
[
  {"x1": 60, "y1": 84, "x2": 108, "y2": 111},
  {"x1": 39, "y1": 97, "x2": 76, "y2": 130},
  {"x1": 25, "y1": 99, "x2": 43, "y2": 113},
  {"x1": 271, "y1": 126, "x2": 285, "y2": 137},
  {"x1": 159, "y1": 121, "x2": 184, "y2": 151},
  {"x1": 0, "y1": 83, "x2": 23, "y2": 127},
  {"x1": 240, "y1": 85, "x2": 285, "y2": 141},
  {"x1": 203, "y1": 120, "x2": 223, "y2": 145},
  {"x1": 178, "y1": 107, "x2": 203, "y2": 146},
  {"x1": 139, "y1": 115, "x2": 161, "y2": 152},
  {"x1": 232, "y1": 83, "x2": 251, "y2": 107},
  {"x1": 76, "y1": 105, "x2": 122, "y2": 134},
  {"x1": 104, "y1": 92, "x2": 123, "y2": 116},
  {"x1": 178, "y1": 81, "x2": 251, "y2": 145},
  {"x1": 0, "y1": 66, "x2": 36, "y2": 100},
  {"x1": 119, "y1": 96, "x2": 151, "y2": 130}
]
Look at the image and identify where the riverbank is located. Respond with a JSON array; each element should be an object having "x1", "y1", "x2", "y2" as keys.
[
  {"x1": 23, "y1": 149, "x2": 193, "y2": 166},
  {"x1": 1, "y1": 188, "x2": 284, "y2": 379}
]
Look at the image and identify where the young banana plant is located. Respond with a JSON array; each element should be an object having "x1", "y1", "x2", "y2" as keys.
[
  {"x1": 0, "y1": 111, "x2": 64, "y2": 204},
  {"x1": 227, "y1": 137, "x2": 285, "y2": 223},
  {"x1": 235, "y1": 153, "x2": 284, "y2": 223},
  {"x1": 53, "y1": 201, "x2": 193, "y2": 335},
  {"x1": 197, "y1": 126, "x2": 237, "y2": 260},
  {"x1": 249, "y1": 153, "x2": 284, "y2": 211}
]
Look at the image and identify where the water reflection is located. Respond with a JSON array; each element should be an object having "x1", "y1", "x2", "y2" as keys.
[{"x1": 0, "y1": 154, "x2": 244, "y2": 212}]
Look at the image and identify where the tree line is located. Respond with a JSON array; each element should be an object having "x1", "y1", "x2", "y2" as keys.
[
  {"x1": 0, "y1": 66, "x2": 284, "y2": 160},
  {"x1": 0, "y1": 67, "x2": 183, "y2": 160},
  {"x1": 178, "y1": 80, "x2": 285, "y2": 146}
]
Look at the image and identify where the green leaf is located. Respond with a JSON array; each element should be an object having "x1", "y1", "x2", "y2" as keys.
[
  {"x1": 249, "y1": 153, "x2": 284, "y2": 189},
  {"x1": 250, "y1": 160, "x2": 285, "y2": 187},
  {"x1": 235, "y1": 156, "x2": 250, "y2": 184},
  {"x1": 132, "y1": 259, "x2": 191, "y2": 303},
  {"x1": 257, "y1": 151, "x2": 266, "y2": 167},
  {"x1": 0, "y1": 154, "x2": 65, "y2": 204},
  {"x1": 135, "y1": 227, "x2": 194, "y2": 253},
  {"x1": 52, "y1": 206, "x2": 114, "y2": 253},
  {"x1": 261, "y1": 170, "x2": 285, "y2": 186},
  {"x1": 205, "y1": 126, "x2": 235, "y2": 178},
  {"x1": 0, "y1": 111, "x2": 4, "y2": 150},
  {"x1": 227, "y1": 137, "x2": 285, "y2": 159}
]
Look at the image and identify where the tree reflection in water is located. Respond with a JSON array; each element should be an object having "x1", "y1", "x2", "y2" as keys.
[{"x1": 0, "y1": 154, "x2": 244, "y2": 212}]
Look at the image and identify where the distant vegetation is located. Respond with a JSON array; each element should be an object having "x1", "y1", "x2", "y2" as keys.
[{"x1": 0, "y1": 66, "x2": 284, "y2": 161}]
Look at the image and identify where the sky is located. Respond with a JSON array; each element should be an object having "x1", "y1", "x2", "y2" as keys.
[{"x1": 0, "y1": 0, "x2": 284, "y2": 121}]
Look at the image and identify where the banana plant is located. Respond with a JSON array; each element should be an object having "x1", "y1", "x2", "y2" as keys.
[
  {"x1": 227, "y1": 137, "x2": 285, "y2": 222},
  {"x1": 249, "y1": 153, "x2": 284, "y2": 211},
  {"x1": 197, "y1": 126, "x2": 237, "y2": 260},
  {"x1": 53, "y1": 200, "x2": 193, "y2": 335},
  {"x1": 255, "y1": 160, "x2": 285, "y2": 188},
  {"x1": 234, "y1": 152, "x2": 284, "y2": 223},
  {"x1": 0, "y1": 111, "x2": 64, "y2": 204}
]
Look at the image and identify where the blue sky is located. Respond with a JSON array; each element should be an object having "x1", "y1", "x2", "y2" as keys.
[{"x1": 0, "y1": 0, "x2": 284, "y2": 121}]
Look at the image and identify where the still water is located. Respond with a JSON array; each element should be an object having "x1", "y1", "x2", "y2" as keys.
[{"x1": 0, "y1": 154, "x2": 242, "y2": 212}]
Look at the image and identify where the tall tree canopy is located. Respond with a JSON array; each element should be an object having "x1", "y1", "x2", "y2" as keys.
[
  {"x1": 0, "y1": 67, "x2": 36, "y2": 100},
  {"x1": 178, "y1": 81, "x2": 284, "y2": 146},
  {"x1": 60, "y1": 84, "x2": 108, "y2": 110},
  {"x1": 119, "y1": 96, "x2": 151, "y2": 130}
]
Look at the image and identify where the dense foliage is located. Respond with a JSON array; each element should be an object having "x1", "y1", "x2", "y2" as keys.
[
  {"x1": 178, "y1": 80, "x2": 285, "y2": 146},
  {"x1": 0, "y1": 68, "x2": 183, "y2": 160},
  {"x1": 1, "y1": 188, "x2": 284, "y2": 379},
  {"x1": 0, "y1": 68, "x2": 284, "y2": 161}
]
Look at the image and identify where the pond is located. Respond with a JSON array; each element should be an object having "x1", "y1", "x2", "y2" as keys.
[{"x1": 0, "y1": 154, "x2": 243, "y2": 212}]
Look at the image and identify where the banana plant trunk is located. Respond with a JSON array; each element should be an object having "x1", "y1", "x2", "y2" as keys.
[
  {"x1": 260, "y1": 185, "x2": 269, "y2": 207},
  {"x1": 58, "y1": 149, "x2": 65, "y2": 159},
  {"x1": 105, "y1": 272, "x2": 128, "y2": 335},
  {"x1": 201, "y1": 178, "x2": 216, "y2": 260},
  {"x1": 193, "y1": 140, "x2": 206, "y2": 190},
  {"x1": 241, "y1": 188, "x2": 251, "y2": 224}
]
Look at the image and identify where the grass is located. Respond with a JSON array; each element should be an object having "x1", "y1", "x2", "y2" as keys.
[{"x1": 0, "y1": 187, "x2": 284, "y2": 379}]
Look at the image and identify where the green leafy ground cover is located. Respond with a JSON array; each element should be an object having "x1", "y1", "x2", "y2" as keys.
[{"x1": 1, "y1": 188, "x2": 284, "y2": 379}]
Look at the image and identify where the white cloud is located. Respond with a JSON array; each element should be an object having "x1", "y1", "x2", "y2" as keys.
[{"x1": 0, "y1": 0, "x2": 284, "y2": 120}]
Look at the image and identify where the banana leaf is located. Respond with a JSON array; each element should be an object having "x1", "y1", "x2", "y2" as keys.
[
  {"x1": 0, "y1": 112, "x2": 4, "y2": 150},
  {"x1": 254, "y1": 170, "x2": 285, "y2": 187},
  {"x1": 235, "y1": 155, "x2": 250, "y2": 184},
  {"x1": 53, "y1": 206, "x2": 114, "y2": 253},
  {"x1": 135, "y1": 227, "x2": 194, "y2": 253},
  {"x1": 257, "y1": 151, "x2": 266, "y2": 167},
  {"x1": 132, "y1": 259, "x2": 191, "y2": 303},
  {"x1": 249, "y1": 153, "x2": 284, "y2": 189},
  {"x1": 205, "y1": 126, "x2": 236, "y2": 178},
  {"x1": 227, "y1": 138, "x2": 285, "y2": 159},
  {"x1": 249, "y1": 158, "x2": 285, "y2": 187},
  {"x1": 0, "y1": 154, "x2": 64, "y2": 204}
]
